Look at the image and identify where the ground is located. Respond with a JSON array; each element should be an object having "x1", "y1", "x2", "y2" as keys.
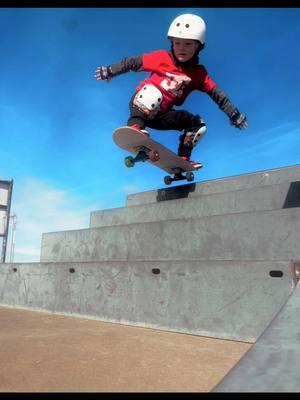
[{"x1": 0, "y1": 306, "x2": 251, "y2": 392}]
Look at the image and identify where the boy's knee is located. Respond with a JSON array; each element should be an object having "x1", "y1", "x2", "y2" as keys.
[
  {"x1": 133, "y1": 85, "x2": 163, "y2": 119},
  {"x1": 190, "y1": 115, "x2": 206, "y2": 130}
]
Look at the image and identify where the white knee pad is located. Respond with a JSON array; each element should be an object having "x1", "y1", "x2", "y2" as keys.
[
  {"x1": 192, "y1": 125, "x2": 207, "y2": 146},
  {"x1": 184, "y1": 125, "x2": 207, "y2": 147},
  {"x1": 133, "y1": 84, "x2": 163, "y2": 117}
]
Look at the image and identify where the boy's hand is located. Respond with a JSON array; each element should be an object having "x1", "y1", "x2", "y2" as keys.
[
  {"x1": 229, "y1": 109, "x2": 248, "y2": 129},
  {"x1": 95, "y1": 66, "x2": 112, "y2": 83}
]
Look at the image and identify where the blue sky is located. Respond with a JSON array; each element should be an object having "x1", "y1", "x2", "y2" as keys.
[{"x1": 0, "y1": 8, "x2": 300, "y2": 262}]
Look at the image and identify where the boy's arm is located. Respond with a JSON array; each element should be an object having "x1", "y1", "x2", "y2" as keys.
[
  {"x1": 207, "y1": 85, "x2": 248, "y2": 129},
  {"x1": 95, "y1": 55, "x2": 143, "y2": 82}
]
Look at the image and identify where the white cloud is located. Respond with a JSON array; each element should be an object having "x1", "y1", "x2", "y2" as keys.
[
  {"x1": 216, "y1": 124, "x2": 300, "y2": 166},
  {"x1": 244, "y1": 125, "x2": 300, "y2": 158},
  {"x1": 14, "y1": 246, "x2": 40, "y2": 257},
  {"x1": 7, "y1": 177, "x2": 98, "y2": 263},
  {"x1": 121, "y1": 184, "x2": 143, "y2": 196}
]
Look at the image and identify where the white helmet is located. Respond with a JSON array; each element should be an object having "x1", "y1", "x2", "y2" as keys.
[{"x1": 167, "y1": 14, "x2": 206, "y2": 45}]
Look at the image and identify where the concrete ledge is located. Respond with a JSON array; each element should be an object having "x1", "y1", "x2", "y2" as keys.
[
  {"x1": 126, "y1": 165, "x2": 300, "y2": 206},
  {"x1": 0, "y1": 260, "x2": 296, "y2": 342},
  {"x1": 90, "y1": 182, "x2": 296, "y2": 228},
  {"x1": 41, "y1": 209, "x2": 300, "y2": 262}
]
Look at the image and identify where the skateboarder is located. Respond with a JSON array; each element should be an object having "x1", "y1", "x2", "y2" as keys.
[{"x1": 95, "y1": 13, "x2": 248, "y2": 168}]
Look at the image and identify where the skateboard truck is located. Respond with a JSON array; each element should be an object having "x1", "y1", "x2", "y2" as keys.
[
  {"x1": 124, "y1": 148, "x2": 160, "y2": 168},
  {"x1": 125, "y1": 151, "x2": 195, "y2": 185},
  {"x1": 164, "y1": 170, "x2": 194, "y2": 185}
]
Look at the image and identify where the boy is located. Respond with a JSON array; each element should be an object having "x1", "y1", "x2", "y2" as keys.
[{"x1": 95, "y1": 13, "x2": 248, "y2": 168}]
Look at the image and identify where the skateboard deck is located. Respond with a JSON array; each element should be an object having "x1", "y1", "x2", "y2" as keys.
[{"x1": 113, "y1": 126, "x2": 202, "y2": 185}]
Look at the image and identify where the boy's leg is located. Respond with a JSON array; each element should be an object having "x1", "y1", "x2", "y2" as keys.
[
  {"x1": 147, "y1": 109, "x2": 207, "y2": 159},
  {"x1": 127, "y1": 94, "x2": 147, "y2": 128}
]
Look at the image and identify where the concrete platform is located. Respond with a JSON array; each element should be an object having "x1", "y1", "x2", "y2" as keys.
[
  {"x1": 0, "y1": 306, "x2": 251, "y2": 392},
  {"x1": 126, "y1": 164, "x2": 300, "y2": 206}
]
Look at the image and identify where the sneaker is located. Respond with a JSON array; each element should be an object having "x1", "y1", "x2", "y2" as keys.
[
  {"x1": 130, "y1": 124, "x2": 150, "y2": 136},
  {"x1": 180, "y1": 156, "x2": 203, "y2": 169}
]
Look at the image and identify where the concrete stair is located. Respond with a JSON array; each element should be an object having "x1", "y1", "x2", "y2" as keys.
[
  {"x1": 126, "y1": 164, "x2": 300, "y2": 206},
  {"x1": 90, "y1": 182, "x2": 299, "y2": 228},
  {"x1": 41, "y1": 166, "x2": 300, "y2": 264},
  {"x1": 41, "y1": 208, "x2": 300, "y2": 262}
]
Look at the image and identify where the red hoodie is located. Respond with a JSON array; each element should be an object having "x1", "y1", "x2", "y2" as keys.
[{"x1": 136, "y1": 50, "x2": 216, "y2": 113}]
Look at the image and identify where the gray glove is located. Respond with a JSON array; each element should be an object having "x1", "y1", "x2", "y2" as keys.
[
  {"x1": 229, "y1": 109, "x2": 248, "y2": 129},
  {"x1": 95, "y1": 66, "x2": 113, "y2": 82}
]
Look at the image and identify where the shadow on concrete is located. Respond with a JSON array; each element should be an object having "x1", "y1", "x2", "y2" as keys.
[
  {"x1": 283, "y1": 181, "x2": 300, "y2": 208},
  {"x1": 156, "y1": 183, "x2": 196, "y2": 202}
]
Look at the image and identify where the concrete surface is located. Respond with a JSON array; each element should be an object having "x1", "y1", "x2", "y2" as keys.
[
  {"x1": 126, "y1": 164, "x2": 300, "y2": 206},
  {"x1": 1, "y1": 165, "x2": 300, "y2": 392},
  {"x1": 0, "y1": 306, "x2": 251, "y2": 392},
  {"x1": 41, "y1": 208, "x2": 300, "y2": 262},
  {"x1": 213, "y1": 282, "x2": 300, "y2": 392},
  {"x1": 0, "y1": 261, "x2": 296, "y2": 342}
]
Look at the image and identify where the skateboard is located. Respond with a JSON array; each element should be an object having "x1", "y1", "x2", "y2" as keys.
[{"x1": 113, "y1": 126, "x2": 202, "y2": 185}]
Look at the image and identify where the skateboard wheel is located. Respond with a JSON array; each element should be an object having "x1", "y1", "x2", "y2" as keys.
[
  {"x1": 149, "y1": 150, "x2": 160, "y2": 162},
  {"x1": 124, "y1": 156, "x2": 135, "y2": 168},
  {"x1": 186, "y1": 172, "x2": 194, "y2": 182},
  {"x1": 164, "y1": 175, "x2": 172, "y2": 185}
]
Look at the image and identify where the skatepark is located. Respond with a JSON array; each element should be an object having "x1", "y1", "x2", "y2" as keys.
[{"x1": 0, "y1": 164, "x2": 300, "y2": 392}]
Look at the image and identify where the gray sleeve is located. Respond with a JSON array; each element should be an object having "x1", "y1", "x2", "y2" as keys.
[
  {"x1": 108, "y1": 55, "x2": 144, "y2": 77},
  {"x1": 207, "y1": 85, "x2": 237, "y2": 118}
]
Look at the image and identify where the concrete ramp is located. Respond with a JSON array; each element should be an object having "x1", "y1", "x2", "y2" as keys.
[{"x1": 213, "y1": 281, "x2": 300, "y2": 392}]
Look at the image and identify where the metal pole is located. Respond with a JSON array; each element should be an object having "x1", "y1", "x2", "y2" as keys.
[
  {"x1": 1, "y1": 180, "x2": 13, "y2": 263},
  {"x1": 9, "y1": 214, "x2": 17, "y2": 263}
]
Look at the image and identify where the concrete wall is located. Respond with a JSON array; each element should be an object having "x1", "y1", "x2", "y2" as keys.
[{"x1": 0, "y1": 260, "x2": 296, "y2": 342}]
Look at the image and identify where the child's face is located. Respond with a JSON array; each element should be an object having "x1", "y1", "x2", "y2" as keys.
[{"x1": 172, "y1": 38, "x2": 200, "y2": 62}]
